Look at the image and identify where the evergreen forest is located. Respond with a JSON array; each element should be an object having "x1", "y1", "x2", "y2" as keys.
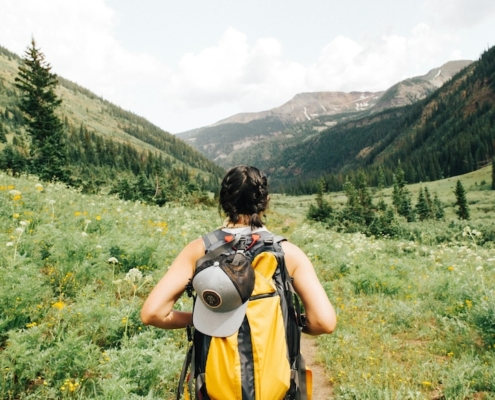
[
  {"x1": 0, "y1": 43, "x2": 224, "y2": 205},
  {"x1": 0, "y1": 41, "x2": 494, "y2": 201},
  {"x1": 261, "y1": 45, "x2": 495, "y2": 194}
]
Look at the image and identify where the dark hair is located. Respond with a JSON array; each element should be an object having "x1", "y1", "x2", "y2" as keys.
[{"x1": 219, "y1": 165, "x2": 269, "y2": 229}]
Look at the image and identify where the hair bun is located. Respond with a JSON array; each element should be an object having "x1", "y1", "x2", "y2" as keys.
[{"x1": 219, "y1": 166, "x2": 269, "y2": 229}]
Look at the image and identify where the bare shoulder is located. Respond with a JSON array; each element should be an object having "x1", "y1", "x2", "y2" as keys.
[
  {"x1": 280, "y1": 240, "x2": 312, "y2": 275},
  {"x1": 280, "y1": 240, "x2": 306, "y2": 256},
  {"x1": 179, "y1": 237, "x2": 205, "y2": 265},
  {"x1": 185, "y1": 236, "x2": 206, "y2": 254}
]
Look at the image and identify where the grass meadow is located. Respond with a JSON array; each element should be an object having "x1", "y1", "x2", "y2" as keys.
[{"x1": 0, "y1": 167, "x2": 494, "y2": 399}]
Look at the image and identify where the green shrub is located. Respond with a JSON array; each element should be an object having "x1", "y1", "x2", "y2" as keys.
[
  {"x1": 348, "y1": 267, "x2": 402, "y2": 296},
  {"x1": 471, "y1": 296, "x2": 495, "y2": 347}
]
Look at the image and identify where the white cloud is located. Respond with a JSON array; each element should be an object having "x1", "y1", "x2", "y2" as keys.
[
  {"x1": 1, "y1": 0, "x2": 485, "y2": 133},
  {"x1": 1, "y1": 0, "x2": 168, "y2": 111},
  {"x1": 165, "y1": 21, "x2": 459, "y2": 123},
  {"x1": 305, "y1": 24, "x2": 457, "y2": 92},
  {"x1": 166, "y1": 27, "x2": 306, "y2": 113},
  {"x1": 422, "y1": 0, "x2": 495, "y2": 28},
  {"x1": 169, "y1": 28, "x2": 249, "y2": 105}
]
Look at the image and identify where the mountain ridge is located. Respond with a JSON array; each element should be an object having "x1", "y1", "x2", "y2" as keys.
[
  {"x1": 178, "y1": 60, "x2": 472, "y2": 169},
  {"x1": 181, "y1": 60, "x2": 471, "y2": 135},
  {"x1": 263, "y1": 47, "x2": 495, "y2": 193},
  {"x1": 0, "y1": 44, "x2": 224, "y2": 192}
]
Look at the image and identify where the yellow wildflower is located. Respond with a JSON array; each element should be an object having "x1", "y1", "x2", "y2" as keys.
[{"x1": 52, "y1": 301, "x2": 66, "y2": 310}]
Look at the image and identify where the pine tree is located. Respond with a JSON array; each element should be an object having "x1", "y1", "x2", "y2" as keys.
[
  {"x1": 14, "y1": 38, "x2": 69, "y2": 182},
  {"x1": 415, "y1": 187, "x2": 430, "y2": 221},
  {"x1": 454, "y1": 180, "x2": 470, "y2": 220},
  {"x1": 0, "y1": 122, "x2": 7, "y2": 143},
  {"x1": 433, "y1": 193, "x2": 445, "y2": 220},
  {"x1": 343, "y1": 179, "x2": 359, "y2": 213},
  {"x1": 392, "y1": 162, "x2": 415, "y2": 222},
  {"x1": 340, "y1": 172, "x2": 375, "y2": 227},
  {"x1": 0, "y1": 145, "x2": 27, "y2": 176},
  {"x1": 492, "y1": 157, "x2": 495, "y2": 190},
  {"x1": 423, "y1": 186, "x2": 433, "y2": 219},
  {"x1": 376, "y1": 166, "x2": 387, "y2": 211},
  {"x1": 307, "y1": 178, "x2": 333, "y2": 222},
  {"x1": 354, "y1": 171, "x2": 374, "y2": 225}
]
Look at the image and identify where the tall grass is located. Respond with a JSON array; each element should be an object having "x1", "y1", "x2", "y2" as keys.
[
  {"x1": 0, "y1": 172, "x2": 494, "y2": 399},
  {"x1": 293, "y1": 223, "x2": 495, "y2": 399},
  {"x1": 0, "y1": 172, "x2": 218, "y2": 399}
]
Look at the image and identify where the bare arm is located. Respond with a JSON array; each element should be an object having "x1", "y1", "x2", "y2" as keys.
[
  {"x1": 281, "y1": 241, "x2": 337, "y2": 335},
  {"x1": 141, "y1": 238, "x2": 205, "y2": 329}
]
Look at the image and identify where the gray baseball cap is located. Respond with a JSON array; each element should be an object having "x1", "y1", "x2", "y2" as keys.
[{"x1": 192, "y1": 255, "x2": 255, "y2": 337}]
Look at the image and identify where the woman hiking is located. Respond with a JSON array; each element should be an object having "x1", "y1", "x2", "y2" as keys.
[{"x1": 141, "y1": 165, "x2": 336, "y2": 399}]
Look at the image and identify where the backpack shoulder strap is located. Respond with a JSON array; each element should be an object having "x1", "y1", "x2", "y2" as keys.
[
  {"x1": 196, "y1": 231, "x2": 241, "y2": 269},
  {"x1": 202, "y1": 229, "x2": 227, "y2": 250},
  {"x1": 254, "y1": 232, "x2": 308, "y2": 400},
  {"x1": 247, "y1": 230, "x2": 286, "y2": 256}
]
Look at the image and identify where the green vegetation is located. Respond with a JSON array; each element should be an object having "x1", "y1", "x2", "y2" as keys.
[
  {"x1": 391, "y1": 162, "x2": 415, "y2": 222},
  {"x1": 0, "y1": 37, "x2": 494, "y2": 398},
  {"x1": 0, "y1": 43, "x2": 224, "y2": 203},
  {"x1": 306, "y1": 178, "x2": 333, "y2": 222},
  {"x1": 14, "y1": 39, "x2": 69, "y2": 182},
  {"x1": 307, "y1": 163, "x2": 449, "y2": 239},
  {"x1": 0, "y1": 169, "x2": 494, "y2": 399},
  {"x1": 454, "y1": 180, "x2": 470, "y2": 220},
  {"x1": 0, "y1": 172, "x2": 218, "y2": 399},
  {"x1": 263, "y1": 45, "x2": 495, "y2": 194},
  {"x1": 492, "y1": 157, "x2": 495, "y2": 190}
]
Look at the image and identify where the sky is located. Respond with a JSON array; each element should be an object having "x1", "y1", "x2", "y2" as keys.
[{"x1": 1, "y1": 0, "x2": 494, "y2": 134}]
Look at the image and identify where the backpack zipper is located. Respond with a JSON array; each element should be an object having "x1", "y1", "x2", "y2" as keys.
[{"x1": 250, "y1": 292, "x2": 279, "y2": 301}]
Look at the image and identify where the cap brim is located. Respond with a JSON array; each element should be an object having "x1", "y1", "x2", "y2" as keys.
[{"x1": 193, "y1": 299, "x2": 248, "y2": 338}]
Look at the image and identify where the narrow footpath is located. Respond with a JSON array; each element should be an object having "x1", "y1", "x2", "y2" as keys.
[{"x1": 300, "y1": 334, "x2": 334, "y2": 399}]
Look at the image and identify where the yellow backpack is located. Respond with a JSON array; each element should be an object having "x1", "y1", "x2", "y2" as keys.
[{"x1": 177, "y1": 230, "x2": 310, "y2": 400}]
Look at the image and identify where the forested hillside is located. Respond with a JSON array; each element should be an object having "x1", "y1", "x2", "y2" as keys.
[
  {"x1": 0, "y1": 44, "x2": 224, "y2": 201},
  {"x1": 267, "y1": 46, "x2": 495, "y2": 193},
  {"x1": 179, "y1": 61, "x2": 470, "y2": 171}
]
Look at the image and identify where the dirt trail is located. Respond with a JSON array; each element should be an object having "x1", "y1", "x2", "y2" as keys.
[{"x1": 300, "y1": 334, "x2": 334, "y2": 399}]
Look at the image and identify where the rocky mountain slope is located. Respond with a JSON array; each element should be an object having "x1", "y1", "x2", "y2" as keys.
[
  {"x1": 261, "y1": 48, "x2": 495, "y2": 192},
  {"x1": 212, "y1": 91, "x2": 382, "y2": 126},
  {"x1": 372, "y1": 60, "x2": 472, "y2": 112},
  {"x1": 178, "y1": 60, "x2": 472, "y2": 169}
]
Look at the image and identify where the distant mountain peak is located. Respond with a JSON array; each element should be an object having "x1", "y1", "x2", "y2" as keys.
[
  {"x1": 210, "y1": 90, "x2": 383, "y2": 127},
  {"x1": 190, "y1": 60, "x2": 472, "y2": 134},
  {"x1": 177, "y1": 59, "x2": 473, "y2": 172}
]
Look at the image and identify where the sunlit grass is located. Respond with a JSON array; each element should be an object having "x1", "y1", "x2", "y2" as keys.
[
  {"x1": 290, "y1": 221, "x2": 495, "y2": 399},
  {"x1": 0, "y1": 172, "x2": 216, "y2": 399},
  {"x1": 0, "y1": 171, "x2": 494, "y2": 399}
]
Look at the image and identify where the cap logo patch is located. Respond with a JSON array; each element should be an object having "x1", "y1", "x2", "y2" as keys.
[{"x1": 202, "y1": 290, "x2": 222, "y2": 308}]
